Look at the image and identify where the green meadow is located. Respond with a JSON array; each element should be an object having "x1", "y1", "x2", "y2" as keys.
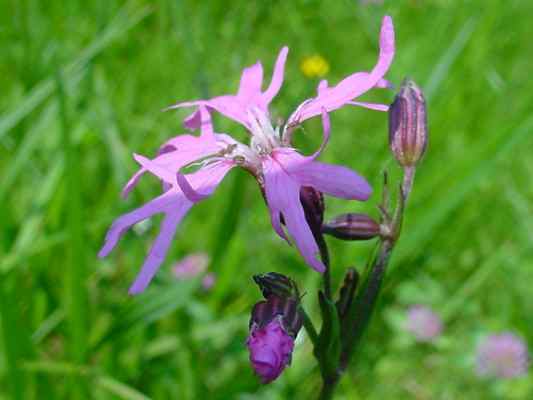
[{"x1": 1, "y1": 0, "x2": 532, "y2": 398}]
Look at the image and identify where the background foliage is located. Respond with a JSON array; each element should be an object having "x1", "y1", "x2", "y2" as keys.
[{"x1": 1, "y1": 0, "x2": 532, "y2": 399}]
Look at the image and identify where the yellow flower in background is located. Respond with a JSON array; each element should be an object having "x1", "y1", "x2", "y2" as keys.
[{"x1": 300, "y1": 54, "x2": 330, "y2": 78}]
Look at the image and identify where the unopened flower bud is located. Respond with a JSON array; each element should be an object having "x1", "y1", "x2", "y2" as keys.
[
  {"x1": 322, "y1": 213, "x2": 380, "y2": 240},
  {"x1": 247, "y1": 317, "x2": 295, "y2": 383},
  {"x1": 300, "y1": 186, "x2": 325, "y2": 236},
  {"x1": 253, "y1": 272, "x2": 299, "y2": 300},
  {"x1": 336, "y1": 268, "x2": 359, "y2": 318},
  {"x1": 249, "y1": 296, "x2": 303, "y2": 337},
  {"x1": 247, "y1": 295, "x2": 303, "y2": 383},
  {"x1": 389, "y1": 78, "x2": 428, "y2": 167}
]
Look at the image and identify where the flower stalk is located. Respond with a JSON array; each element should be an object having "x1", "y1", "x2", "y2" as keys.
[
  {"x1": 316, "y1": 169, "x2": 409, "y2": 400},
  {"x1": 313, "y1": 77, "x2": 427, "y2": 399}
]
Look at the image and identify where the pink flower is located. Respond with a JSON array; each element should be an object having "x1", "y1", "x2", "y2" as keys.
[
  {"x1": 247, "y1": 317, "x2": 294, "y2": 384},
  {"x1": 99, "y1": 16, "x2": 395, "y2": 294},
  {"x1": 172, "y1": 252, "x2": 209, "y2": 279},
  {"x1": 201, "y1": 273, "x2": 216, "y2": 290},
  {"x1": 405, "y1": 305, "x2": 442, "y2": 342},
  {"x1": 476, "y1": 333, "x2": 529, "y2": 379}
]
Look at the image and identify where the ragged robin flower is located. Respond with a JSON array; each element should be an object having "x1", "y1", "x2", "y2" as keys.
[{"x1": 99, "y1": 16, "x2": 395, "y2": 294}]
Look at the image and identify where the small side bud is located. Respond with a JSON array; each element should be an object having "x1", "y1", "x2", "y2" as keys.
[
  {"x1": 389, "y1": 78, "x2": 428, "y2": 167},
  {"x1": 322, "y1": 213, "x2": 380, "y2": 241},
  {"x1": 335, "y1": 267, "x2": 359, "y2": 318}
]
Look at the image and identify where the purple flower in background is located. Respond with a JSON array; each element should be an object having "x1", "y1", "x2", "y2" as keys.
[
  {"x1": 99, "y1": 16, "x2": 395, "y2": 294},
  {"x1": 173, "y1": 253, "x2": 215, "y2": 290},
  {"x1": 405, "y1": 305, "x2": 442, "y2": 342},
  {"x1": 201, "y1": 273, "x2": 216, "y2": 290},
  {"x1": 476, "y1": 333, "x2": 529, "y2": 379},
  {"x1": 247, "y1": 317, "x2": 295, "y2": 383},
  {"x1": 172, "y1": 252, "x2": 209, "y2": 279},
  {"x1": 359, "y1": 0, "x2": 384, "y2": 5}
]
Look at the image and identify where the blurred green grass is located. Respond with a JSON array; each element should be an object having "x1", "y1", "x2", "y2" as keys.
[{"x1": 1, "y1": 0, "x2": 532, "y2": 399}]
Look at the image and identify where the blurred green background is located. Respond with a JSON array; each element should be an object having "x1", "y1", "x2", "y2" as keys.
[{"x1": 1, "y1": 0, "x2": 532, "y2": 399}]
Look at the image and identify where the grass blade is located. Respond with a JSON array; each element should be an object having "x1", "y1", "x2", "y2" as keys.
[
  {"x1": 0, "y1": 3, "x2": 151, "y2": 142},
  {"x1": 207, "y1": 170, "x2": 248, "y2": 307},
  {"x1": 424, "y1": 18, "x2": 477, "y2": 101},
  {"x1": 0, "y1": 277, "x2": 34, "y2": 400},
  {"x1": 56, "y1": 71, "x2": 89, "y2": 399},
  {"x1": 95, "y1": 376, "x2": 151, "y2": 400},
  {"x1": 92, "y1": 280, "x2": 198, "y2": 350}
]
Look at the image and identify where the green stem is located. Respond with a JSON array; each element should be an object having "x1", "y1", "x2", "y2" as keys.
[
  {"x1": 339, "y1": 239, "x2": 393, "y2": 370},
  {"x1": 401, "y1": 166, "x2": 416, "y2": 201},
  {"x1": 314, "y1": 233, "x2": 341, "y2": 398},
  {"x1": 318, "y1": 165, "x2": 416, "y2": 398},
  {"x1": 300, "y1": 307, "x2": 319, "y2": 347},
  {"x1": 316, "y1": 233, "x2": 332, "y2": 300},
  {"x1": 318, "y1": 375, "x2": 340, "y2": 400}
]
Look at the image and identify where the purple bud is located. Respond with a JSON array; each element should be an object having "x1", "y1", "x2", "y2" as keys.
[
  {"x1": 389, "y1": 78, "x2": 428, "y2": 167},
  {"x1": 247, "y1": 280, "x2": 303, "y2": 384},
  {"x1": 247, "y1": 317, "x2": 294, "y2": 383},
  {"x1": 335, "y1": 268, "x2": 359, "y2": 318},
  {"x1": 405, "y1": 305, "x2": 442, "y2": 342},
  {"x1": 253, "y1": 272, "x2": 299, "y2": 300},
  {"x1": 322, "y1": 213, "x2": 380, "y2": 241},
  {"x1": 250, "y1": 296, "x2": 303, "y2": 338},
  {"x1": 300, "y1": 186, "x2": 325, "y2": 235},
  {"x1": 476, "y1": 333, "x2": 529, "y2": 379}
]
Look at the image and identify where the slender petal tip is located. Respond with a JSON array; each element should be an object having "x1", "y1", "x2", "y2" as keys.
[{"x1": 381, "y1": 15, "x2": 395, "y2": 54}]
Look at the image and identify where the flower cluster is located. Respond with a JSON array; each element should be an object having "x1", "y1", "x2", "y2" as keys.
[
  {"x1": 476, "y1": 333, "x2": 529, "y2": 379},
  {"x1": 98, "y1": 16, "x2": 395, "y2": 295}
]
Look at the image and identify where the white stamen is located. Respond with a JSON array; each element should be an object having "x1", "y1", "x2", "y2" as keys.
[{"x1": 247, "y1": 107, "x2": 280, "y2": 154}]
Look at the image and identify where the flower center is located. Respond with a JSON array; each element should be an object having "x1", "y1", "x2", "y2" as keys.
[{"x1": 247, "y1": 108, "x2": 281, "y2": 156}]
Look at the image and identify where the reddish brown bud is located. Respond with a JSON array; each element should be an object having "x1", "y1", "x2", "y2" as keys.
[
  {"x1": 299, "y1": 186, "x2": 325, "y2": 236},
  {"x1": 253, "y1": 272, "x2": 299, "y2": 300},
  {"x1": 322, "y1": 213, "x2": 380, "y2": 241},
  {"x1": 249, "y1": 295, "x2": 303, "y2": 339},
  {"x1": 389, "y1": 78, "x2": 428, "y2": 167}
]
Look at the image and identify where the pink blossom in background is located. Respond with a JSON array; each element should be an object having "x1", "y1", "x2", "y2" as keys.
[
  {"x1": 405, "y1": 305, "x2": 442, "y2": 342},
  {"x1": 172, "y1": 252, "x2": 209, "y2": 279},
  {"x1": 99, "y1": 16, "x2": 395, "y2": 294},
  {"x1": 247, "y1": 317, "x2": 294, "y2": 383},
  {"x1": 476, "y1": 333, "x2": 529, "y2": 379},
  {"x1": 201, "y1": 273, "x2": 216, "y2": 290},
  {"x1": 359, "y1": 0, "x2": 384, "y2": 5}
]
